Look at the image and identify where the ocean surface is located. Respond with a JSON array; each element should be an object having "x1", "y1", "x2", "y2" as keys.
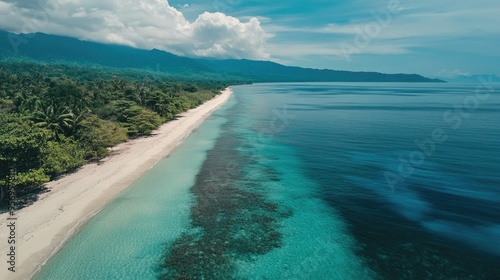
[{"x1": 34, "y1": 83, "x2": 500, "y2": 279}]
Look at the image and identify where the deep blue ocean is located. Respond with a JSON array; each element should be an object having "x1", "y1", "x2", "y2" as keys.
[{"x1": 35, "y1": 83, "x2": 500, "y2": 279}]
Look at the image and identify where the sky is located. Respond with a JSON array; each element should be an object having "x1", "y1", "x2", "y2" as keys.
[{"x1": 0, "y1": 0, "x2": 498, "y2": 77}]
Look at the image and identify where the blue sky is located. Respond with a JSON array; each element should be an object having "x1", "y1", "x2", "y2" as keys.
[
  {"x1": 1, "y1": 0, "x2": 498, "y2": 77},
  {"x1": 172, "y1": 0, "x2": 500, "y2": 77}
]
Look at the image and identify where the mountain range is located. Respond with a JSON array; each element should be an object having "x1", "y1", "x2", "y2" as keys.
[{"x1": 0, "y1": 30, "x2": 444, "y2": 83}]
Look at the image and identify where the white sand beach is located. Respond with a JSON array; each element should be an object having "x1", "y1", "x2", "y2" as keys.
[{"x1": 0, "y1": 88, "x2": 232, "y2": 280}]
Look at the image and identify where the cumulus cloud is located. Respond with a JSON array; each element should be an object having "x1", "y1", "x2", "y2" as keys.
[
  {"x1": 0, "y1": 0, "x2": 271, "y2": 59},
  {"x1": 190, "y1": 13, "x2": 270, "y2": 59}
]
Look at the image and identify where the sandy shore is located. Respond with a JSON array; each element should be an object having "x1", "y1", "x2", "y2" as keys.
[{"x1": 0, "y1": 88, "x2": 232, "y2": 280}]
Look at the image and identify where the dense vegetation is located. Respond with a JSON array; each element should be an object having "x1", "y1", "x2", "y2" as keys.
[
  {"x1": 0, "y1": 30, "x2": 444, "y2": 83},
  {"x1": 0, "y1": 61, "x2": 236, "y2": 209}
]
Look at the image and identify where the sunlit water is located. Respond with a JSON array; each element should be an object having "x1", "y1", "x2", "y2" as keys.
[{"x1": 35, "y1": 83, "x2": 500, "y2": 279}]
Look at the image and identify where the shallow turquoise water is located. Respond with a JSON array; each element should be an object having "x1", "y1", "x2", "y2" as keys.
[
  {"x1": 35, "y1": 83, "x2": 500, "y2": 279},
  {"x1": 33, "y1": 96, "x2": 235, "y2": 279}
]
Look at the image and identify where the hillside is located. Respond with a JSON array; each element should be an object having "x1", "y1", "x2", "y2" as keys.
[{"x1": 0, "y1": 30, "x2": 444, "y2": 83}]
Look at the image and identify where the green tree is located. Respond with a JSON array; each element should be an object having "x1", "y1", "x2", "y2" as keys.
[
  {"x1": 41, "y1": 137, "x2": 85, "y2": 177},
  {"x1": 0, "y1": 114, "x2": 51, "y2": 200},
  {"x1": 126, "y1": 108, "x2": 163, "y2": 137},
  {"x1": 31, "y1": 101, "x2": 75, "y2": 139},
  {"x1": 75, "y1": 115, "x2": 128, "y2": 158}
]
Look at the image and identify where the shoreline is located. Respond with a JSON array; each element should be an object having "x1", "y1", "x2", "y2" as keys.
[{"x1": 0, "y1": 87, "x2": 233, "y2": 280}]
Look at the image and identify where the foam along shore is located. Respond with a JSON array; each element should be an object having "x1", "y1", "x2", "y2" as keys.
[{"x1": 0, "y1": 88, "x2": 233, "y2": 280}]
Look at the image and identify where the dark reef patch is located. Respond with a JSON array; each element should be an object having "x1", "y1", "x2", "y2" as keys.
[{"x1": 161, "y1": 123, "x2": 291, "y2": 279}]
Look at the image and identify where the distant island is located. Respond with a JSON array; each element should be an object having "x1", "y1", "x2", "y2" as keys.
[{"x1": 0, "y1": 30, "x2": 444, "y2": 83}]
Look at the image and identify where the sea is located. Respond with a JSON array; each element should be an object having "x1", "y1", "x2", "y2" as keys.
[{"x1": 34, "y1": 82, "x2": 500, "y2": 279}]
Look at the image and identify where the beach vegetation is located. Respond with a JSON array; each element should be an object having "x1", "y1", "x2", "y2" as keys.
[{"x1": 0, "y1": 61, "x2": 234, "y2": 209}]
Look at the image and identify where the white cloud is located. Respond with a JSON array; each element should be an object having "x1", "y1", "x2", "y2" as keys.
[
  {"x1": 190, "y1": 13, "x2": 272, "y2": 59},
  {"x1": 0, "y1": 0, "x2": 271, "y2": 59},
  {"x1": 265, "y1": 0, "x2": 500, "y2": 61},
  {"x1": 438, "y1": 69, "x2": 472, "y2": 78},
  {"x1": 268, "y1": 41, "x2": 411, "y2": 60},
  {"x1": 319, "y1": 8, "x2": 500, "y2": 41}
]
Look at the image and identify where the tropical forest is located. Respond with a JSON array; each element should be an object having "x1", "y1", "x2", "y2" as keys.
[{"x1": 0, "y1": 61, "x2": 235, "y2": 209}]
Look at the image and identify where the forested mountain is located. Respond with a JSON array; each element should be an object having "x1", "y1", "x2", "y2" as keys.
[
  {"x1": 0, "y1": 30, "x2": 443, "y2": 83},
  {"x1": 195, "y1": 59, "x2": 443, "y2": 82}
]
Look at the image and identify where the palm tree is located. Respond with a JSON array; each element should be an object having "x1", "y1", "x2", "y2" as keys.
[
  {"x1": 31, "y1": 101, "x2": 75, "y2": 139},
  {"x1": 68, "y1": 104, "x2": 91, "y2": 136}
]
